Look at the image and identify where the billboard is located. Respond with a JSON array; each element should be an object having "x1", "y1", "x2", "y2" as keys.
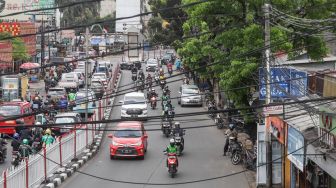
[
  {"x1": 0, "y1": 22, "x2": 36, "y2": 55},
  {"x1": 24, "y1": 0, "x2": 55, "y2": 15},
  {"x1": 287, "y1": 126, "x2": 304, "y2": 172},
  {"x1": 259, "y1": 67, "x2": 307, "y2": 99}
]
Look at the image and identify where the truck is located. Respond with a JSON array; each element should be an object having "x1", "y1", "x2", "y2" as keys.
[{"x1": 1, "y1": 75, "x2": 29, "y2": 102}]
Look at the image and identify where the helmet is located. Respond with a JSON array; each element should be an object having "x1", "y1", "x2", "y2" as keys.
[
  {"x1": 22, "y1": 139, "x2": 29, "y2": 145},
  {"x1": 174, "y1": 122, "x2": 180, "y2": 128},
  {"x1": 229, "y1": 123, "x2": 235, "y2": 130},
  {"x1": 167, "y1": 100, "x2": 171, "y2": 104},
  {"x1": 34, "y1": 96, "x2": 39, "y2": 100},
  {"x1": 13, "y1": 133, "x2": 19, "y2": 139},
  {"x1": 35, "y1": 122, "x2": 41, "y2": 126},
  {"x1": 47, "y1": 94, "x2": 51, "y2": 98},
  {"x1": 151, "y1": 88, "x2": 155, "y2": 92},
  {"x1": 45, "y1": 129, "x2": 51, "y2": 135},
  {"x1": 169, "y1": 138, "x2": 175, "y2": 145}
]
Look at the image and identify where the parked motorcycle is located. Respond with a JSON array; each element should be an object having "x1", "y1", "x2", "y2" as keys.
[
  {"x1": 164, "y1": 152, "x2": 178, "y2": 178},
  {"x1": 207, "y1": 101, "x2": 217, "y2": 118},
  {"x1": 231, "y1": 142, "x2": 257, "y2": 170},
  {"x1": 215, "y1": 113, "x2": 224, "y2": 129},
  {"x1": 150, "y1": 96, "x2": 157, "y2": 109}
]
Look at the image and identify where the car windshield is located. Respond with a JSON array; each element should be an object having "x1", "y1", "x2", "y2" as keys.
[
  {"x1": 114, "y1": 129, "x2": 142, "y2": 138},
  {"x1": 91, "y1": 82, "x2": 103, "y2": 87},
  {"x1": 49, "y1": 90, "x2": 64, "y2": 96},
  {"x1": 124, "y1": 96, "x2": 146, "y2": 105},
  {"x1": 97, "y1": 67, "x2": 107, "y2": 72},
  {"x1": 183, "y1": 88, "x2": 199, "y2": 94},
  {"x1": 93, "y1": 74, "x2": 106, "y2": 79},
  {"x1": 0, "y1": 106, "x2": 21, "y2": 116},
  {"x1": 55, "y1": 117, "x2": 76, "y2": 124}
]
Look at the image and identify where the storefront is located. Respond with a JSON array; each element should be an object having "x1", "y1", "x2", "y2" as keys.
[
  {"x1": 287, "y1": 125, "x2": 306, "y2": 188},
  {"x1": 266, "y1": 116, "x2": 287, "y2": 187}
]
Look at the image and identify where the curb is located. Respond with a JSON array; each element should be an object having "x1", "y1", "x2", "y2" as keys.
[{"x1": 39, "y1": 69, "x2": 122, "y2": 188}]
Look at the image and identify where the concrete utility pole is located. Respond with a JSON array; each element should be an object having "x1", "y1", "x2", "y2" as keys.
[
  {"x1": 41, "y1": 19, "x2": 45, "y2": 74},
  {"x1": 85, "y1": 27, "x2": 90, "y2": 121},
  {"x1": 264, "y1": 3, "x2": 272, "y2": 188}
]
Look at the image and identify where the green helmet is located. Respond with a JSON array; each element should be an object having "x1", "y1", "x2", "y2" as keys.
[{"x1": 22, "y1": 139, "x2": 29, "y2": 145}]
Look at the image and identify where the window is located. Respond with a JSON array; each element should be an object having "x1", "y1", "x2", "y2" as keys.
[{"x1": 0, "y1": 106, "x2": 21, "y2": 116}]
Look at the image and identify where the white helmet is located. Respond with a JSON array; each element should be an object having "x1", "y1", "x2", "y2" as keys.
[
  {"x1": 169, "y1": 138, "x2": 175, "y2": 144},
  {"x1": 35, "y1": 122, "x2": 41, "y2": 125}
]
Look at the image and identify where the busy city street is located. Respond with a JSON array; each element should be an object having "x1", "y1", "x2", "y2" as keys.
[{"x1": 59, "y1": 54, "x2": 251, "y2": 188}]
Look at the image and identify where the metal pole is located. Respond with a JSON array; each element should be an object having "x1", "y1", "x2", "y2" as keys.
[
  {"x1": 85, "y1": 27, "x2": 89, "y2": 121},
  {"x1": 41, "y1": 19, "x2": 45, "y2": 74},
  {"x1": 264, "y1": 3, "x2": 272, "y2": 188}
]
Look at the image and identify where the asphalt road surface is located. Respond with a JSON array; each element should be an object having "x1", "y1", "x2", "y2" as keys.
[{"x1": 60, "y1": 57, "x2": 250, "y2": 188}]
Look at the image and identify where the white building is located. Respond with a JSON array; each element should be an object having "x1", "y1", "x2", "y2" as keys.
[{"x1": 115, "y1": 0, "x2": 143, "y2": 33}]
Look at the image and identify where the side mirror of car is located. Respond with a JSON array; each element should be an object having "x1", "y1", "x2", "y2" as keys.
[{"x1": 107, "y1": 134, "x2": 113, "y2": 138}]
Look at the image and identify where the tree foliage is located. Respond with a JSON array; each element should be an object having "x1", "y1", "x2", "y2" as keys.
[
  {"x1": 148, "y1": 0, "x2": 186, "y2": 45},
  {"x1": 0, "y1": 32, "x2": 30, "y2": 61},
  {"x1": 177, "y1": 0, "x2": 335, "y2": 122},
  {"x1": 56, "y1": 0, "x2": 100, "y2": 33}
]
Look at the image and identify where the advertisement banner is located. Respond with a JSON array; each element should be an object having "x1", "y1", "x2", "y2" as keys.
[
  {"x1": 290, "y1": 69, "x2": 307, "y2": 97},
  {"x1": 259, "y1": 67, "x2": 290, "y2": 99},
  {"x1": 266, "y1": 116, "x2": 286, "y2": 144},
  {"x1": 287, "y1": 126, "x2": 304, "y2": 172}
]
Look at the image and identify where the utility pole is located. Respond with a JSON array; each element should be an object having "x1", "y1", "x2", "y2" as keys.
[
  {"x1": 41, "y1": 19, "x2": 45, "y2": 74},
  {"x1": 264, "y1": 3, "x2": 272, "y2": 188},
  {"x1": 85, "y1": 27, "x2": 90, "y2": 121}
]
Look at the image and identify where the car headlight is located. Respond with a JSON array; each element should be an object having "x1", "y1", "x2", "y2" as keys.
[
  {"x1": 132, "y1": 141, "x2": 142, "y2": 146},
  {"x1": 112, "y1": 141, "x2": 122, "y2": 146},
  {"x1": 142, "y1": 107, "x2": 147, "y2": 111}
]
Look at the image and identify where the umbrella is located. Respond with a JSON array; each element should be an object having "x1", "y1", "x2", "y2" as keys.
[{"x1": 20, "y1": 62, "x2": 40, "y2": 69}]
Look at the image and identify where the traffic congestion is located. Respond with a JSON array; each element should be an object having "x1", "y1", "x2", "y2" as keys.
[{"x1": 0, "y1": 56, "x2": 113, "y2": 169}]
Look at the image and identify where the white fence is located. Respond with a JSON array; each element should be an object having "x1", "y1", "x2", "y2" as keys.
[
  {"x1": 0, "y1": 114, "x2": 98, "y2": 188},
  {"x1": 0, "y1": 64, "x2": 120, "y2": 188}
]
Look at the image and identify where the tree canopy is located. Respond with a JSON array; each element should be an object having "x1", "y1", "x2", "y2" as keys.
[{"x1": 0, "y1": 32, "x2": 30, "y2": 61}]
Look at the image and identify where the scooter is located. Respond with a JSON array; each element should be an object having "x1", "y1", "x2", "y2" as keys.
[
  {"x1": 154, "y1": 74, "x2": 159, "y2": 84},
  {"x1": 168, "y1": 67, "x2": 173, "y2": 76},
  {"x1": 215, "y1": 113, "x2": 224, "y2": 129},
  {"x1": 207, "y1": 101, "x2": 217, "y2": 118},
  {"x1": 164, "y1": 152, "x2": 178, "y2": 178},
  {"x1": 174, "y1": 134, "x2": 184, "y2": 156},
  {"x1": 160, "y1": 80, "x2": 166, "y2": 89},
  {"x1": 11, "y1": 151, "x2": 21, "y2": 167},
  {"x1": 162, "y1": 122, "x2": 172, "y2": 137},
  {"x1": 150, "y1": 96, "x2": 157, "y2": 109}
]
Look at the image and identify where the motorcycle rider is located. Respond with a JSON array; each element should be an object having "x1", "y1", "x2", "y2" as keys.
[
  {"x1": 146, "y1": 74, "x2": 152, "y2": 87},
  {"x1": 68, "y1": 89, "x2": 76, "y2": 109},
  {"x1": 163, "y1": 85, "x2": 170, "y2": 96},
  {"x1": 19, "y1": 139, "x2": 31, "y2": 158},
  {"x1": 159, "y1": 68, "x2": 164, "y2": 76},
  {"x1": 167, "y1": 61, "x2": 173, "y2": 75},
  {"x1": 131, "y1": 66, "x2": 138, "y2": 81},
  {"x1": 138, "y1": 70, "x2": 145, "y2": 80},
  {"x1": 165, "y1": 138, "x2": 178, "y2": 167},
  {"x1": 162, "y1": 100, "x2": 174, "y2": 118},
  {"x1": 42, "y1": 129, "x2": 55, "y2": 147},
  {"x1": 223, "y1": 123, "x2": 238, "y2": 156},
  {"x1": 0, "y1": 137, "x2": 7, "y2": 158},
  {"x1": 11, "y1": 133, "x2": 21, "y2": 152},
  {"x1": 58, "y1": 96, "x2": 68, "y2": 110},
  {"x1": 32, "y1": 96, "x2": 42, "y2": 111},
  {"x1": 149, "y1": 88, "x2": 158, "y2": 98},
  {"x1": 19, "y1": 125, "x2": 32, "y2": 144},
  {"x1": 161, "y1": 92, "x2": 170, "y2": 110},
  {"x1": 172, "y1": 122, "x2": 184, "y2": 147}
]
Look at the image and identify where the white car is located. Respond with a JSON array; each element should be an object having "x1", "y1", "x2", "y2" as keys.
[
  {"x1": 92, "y1": 73, "x2": 107, "y2": 87},
  {"x1": 120, "y1": 92, "x2": 148, "y2": 120},
  {"x1": 146, "y1": 58, "x2": 158, "y2": 72}
]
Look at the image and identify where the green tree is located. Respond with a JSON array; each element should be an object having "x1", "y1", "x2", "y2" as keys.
[
  {"x1": 0, "y1": 32, "x2": 30, "y2": 61},
  {"x1": 56, "y1": 0, "x2": 100, "y2": 33},
  {"x1": 177, "y1": 0, "x2": 334, "y2": 122}
]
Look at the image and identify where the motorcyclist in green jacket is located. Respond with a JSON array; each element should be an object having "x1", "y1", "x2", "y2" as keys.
[
  {"x1": 161, "y1": 93, "x2": 170, "y2": 110},
  {"x1": 165, "y1": 139, "x2": 178, "y2": 167}
]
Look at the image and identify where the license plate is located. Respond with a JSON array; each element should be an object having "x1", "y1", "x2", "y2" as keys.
[
  {"x1": 131, "y1": 115, "x2": 138, "y2": 118},
  {"x1": 190, "y1": 100, "x2": 197, "y2": 103},
  {"x1": 123, "y1": 149, "x2": 132, "y2": 153}
]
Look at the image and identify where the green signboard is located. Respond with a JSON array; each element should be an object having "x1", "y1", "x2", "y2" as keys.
[{"x1": 24, "y1": 0, "x2": 55, "y2": 15}]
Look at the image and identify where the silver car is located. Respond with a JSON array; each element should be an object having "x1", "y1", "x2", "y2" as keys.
[{"x1": 178, "y1": 84, "x2": 202, "y2": 107}]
